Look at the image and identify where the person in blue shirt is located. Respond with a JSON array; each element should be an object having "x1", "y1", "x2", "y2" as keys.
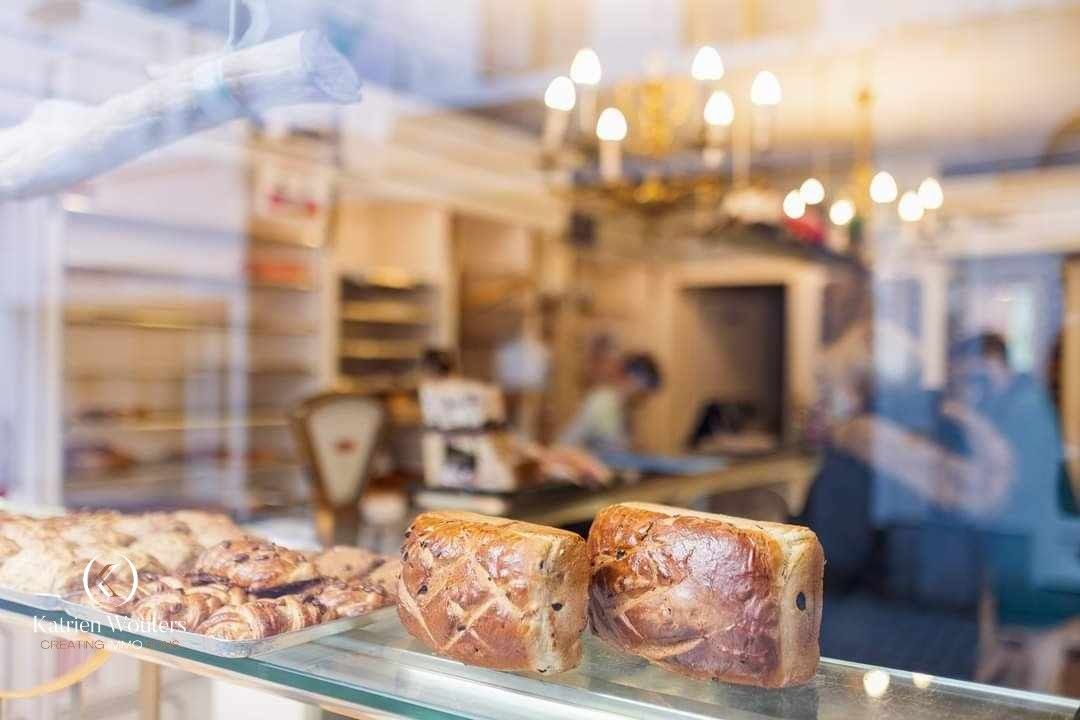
[{"x1": 803, "y1": 330, "x2": 1067, "y2": 679}]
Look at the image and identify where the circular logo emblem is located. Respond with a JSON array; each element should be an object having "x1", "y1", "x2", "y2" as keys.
[{"x1": 82, "y1": 553, "x2": 139, "y2": 608}]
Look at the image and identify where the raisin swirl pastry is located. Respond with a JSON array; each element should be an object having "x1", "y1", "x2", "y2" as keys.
[
  {"x1": 312, "y1": 546, "x2": 384, "y2": 582},
  {"x1": 193, "y1": 539, "x2": 317, "y2": 594},
  {"x1": 309, "y1": 580, "x2": 392, "y2": 620},
  {"x1": 131, "y1": 589, "x2": 224, "y2": 632},
  {"x1": 363, "y1": 558, "x2": 400, "y2": 601},
  {"x1": 184, "y1": 581, "x2": 249, "y2": 606},
  {"x1": 273, "y1": 595, "x2": 322, "y2": 631},
  {"x1": 196, "y1": 599, "x2": 285, "y2": 640}
]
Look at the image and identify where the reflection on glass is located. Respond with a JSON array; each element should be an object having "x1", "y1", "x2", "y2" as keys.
[{"x1": 864, "y1": 669, "x2": 891, "y2": 698}]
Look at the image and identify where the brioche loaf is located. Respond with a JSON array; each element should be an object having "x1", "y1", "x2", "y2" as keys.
[
  {"x1": 397, "y1": 511, "x2": 588, "y2": 673},
  {"x1": 587, "y1": 502, "x2": 824, "y2": 687}
]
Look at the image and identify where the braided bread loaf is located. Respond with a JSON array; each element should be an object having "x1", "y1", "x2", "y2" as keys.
[
  {"x1": 397, "y1": 511, "x2": 588, "y2": 673},
  {"x1": 587, "y1": 502, "x2": 824, "y2": 688}
]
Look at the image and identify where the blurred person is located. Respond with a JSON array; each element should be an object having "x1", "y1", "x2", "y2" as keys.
[
  {"x1": 420, "y1": 347, "x2": 456, "y2": 379},
  {"x1": 800, "y1": 325, "x2": 1059, "y2": 680},
  {"x1": 559, "y1": 352, "x2": 662, "y2": 455},
  {"x1": 584, "y1": 333, "x2": 622, "y2": 387}
]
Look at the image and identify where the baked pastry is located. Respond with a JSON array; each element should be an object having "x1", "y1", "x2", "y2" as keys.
[
  {"x1": 586, "y1": 503, "x2": 825, "y2": 688},
  {"x1": 131, "y1": 589, "x2": 224, "y2": 632},
  {"x1": 129, "y1": 531, "x2": 201, "y2": 574},
  {"x1": 170, "y1": 511, "x2": 246, "y2": 547},
  {"x1": 312, "y1": 546, "x2": 384, "y2": 582},
  {"x1": 196, "y1": 596, "x2": 321, "y2": 640},
  {"x1": 112, "y1": 513, "x2": 190, "y2": 538},
  {"x1": 197, "y1": 599, "x2": 285, "y2": 640},
  {"x1": 184, "y1": 581, "x2": 250, "y2": 607},
  {"x1": 51, "y1": 512, "x2": 133, "y2": 548},
  {"x1": 0, "y1": 519, "x2": 60, "y2": 548},
  {"x1": 193, "y1": 538, "x2": 317, "y2": 594},
  {"x1": 0, "y1": 545, "x2": 77, "y2": 594},
  {"x1": 364, "y1": 558, "x2": 400, "y2": 601},
  {"x1": 0, "y1": 536, "x2": 19, "y2": 561},
  {"x1": 309, "y1": 579, "x2": 392, "y2": 619},
  {"x1": 273, "y1": 595, "x2": 322, "y2": 632},
  {"x1": 397, "y1": 511, "x2": 589, "y2": 673},
  {"x1": 56, "y1": 547, "x2": 167, "y2": 597}
]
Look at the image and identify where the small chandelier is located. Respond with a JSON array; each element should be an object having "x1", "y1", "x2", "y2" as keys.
[{"x1": 540, "y1": 46, "x2": 782, "y2": 212}]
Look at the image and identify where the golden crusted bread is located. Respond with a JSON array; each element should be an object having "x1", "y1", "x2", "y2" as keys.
[
  {"x1": 587, "y1": 502, "x2": 824, "y2": 688},
  {"x1": 397, "y1": 511, "x2": 588, "y2": 674}
]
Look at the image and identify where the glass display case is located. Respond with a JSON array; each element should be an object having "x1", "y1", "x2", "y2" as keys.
[{"x1": 1, "y1": 600, "x2": 1075, "y2": 720}]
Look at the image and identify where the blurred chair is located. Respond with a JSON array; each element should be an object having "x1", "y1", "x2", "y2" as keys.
[{"x1": 291, "y1": 391, "x2": 385, "y2": 548}]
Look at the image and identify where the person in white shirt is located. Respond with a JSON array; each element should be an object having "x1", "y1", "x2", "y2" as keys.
[{"x1": 559, "y1": 353, "x2": 663, "y2": 454}]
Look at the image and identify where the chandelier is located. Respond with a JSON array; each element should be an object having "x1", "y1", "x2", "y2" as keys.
[{"x1": 539, "y1": 46, "x2": 945, "y2": 241}]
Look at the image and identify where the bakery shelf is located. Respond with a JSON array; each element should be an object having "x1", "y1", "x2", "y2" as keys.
[
  {"x1": 340, "y1": 339, "x2": 424, "y2": 361},
  {"x1": 64, "y1": 365, "x2": 316, "y2": 382},
  {"x1": 341, "y1": 301, "x2": 432, "y2": 325},
  {"x1": 342, "y1": 270, "x2": 432, "y2": 292},
  {"x1": 64, "y1": 411, "x2": 289, "y2": 434},
  {"x1": 65, "y1": 263, "x2": 317, "y2": 293},
  {"x1": 0, "y1": 602, "x2": 1074, "y2": 720},
  {"x1": 65, "y1": 460, "x2": 301, "y2": 487},
  {"x1": 64, "y1": 313, "x2": 316, "y2": 337}
]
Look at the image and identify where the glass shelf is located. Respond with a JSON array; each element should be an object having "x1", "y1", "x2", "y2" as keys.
[{"x1": 1, "y1": 602, "x2": 1075, "y2": 720}]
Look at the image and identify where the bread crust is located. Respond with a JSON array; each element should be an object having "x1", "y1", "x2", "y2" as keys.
[
  {"x1": 397, "y1": 511, "x2": 588, "y2": 673},
  {"x1": 587, "y1": 502, "x2": 823, "y2": 687}
]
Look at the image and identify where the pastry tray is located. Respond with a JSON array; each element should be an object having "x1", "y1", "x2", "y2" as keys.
[
  {"x1": 0, "y1": 586, "x2": 66, "y2": 611},
  {"x1": 58, "y1": 598, "x2": 369, "y2": 658}
]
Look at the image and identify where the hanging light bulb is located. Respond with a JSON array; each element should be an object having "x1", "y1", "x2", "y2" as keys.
[
  {"x1": 800, "y1": 177, "x2": 825, "y2": 205},
  {"x1": 869, "y1": 171, "x2": 898, "y2": 204},
  {"x1": 829, "y1": 198, "x2": 856, "y2": 226},
  {"x1": 569, "y1": 48, "x2": 602, "y2": 86},
  {"x1": 595, "y1": 108, "x2": 628, "y2": 142},
  {"x1": 898, "y1": 190, "x2": 924, "y2": 222},
  {"x1": 596, "y1": 107, "x2": 627, "y2": 183},
  {"x1": 543, "y1": 76, "x2": 576, "y2": 112},
  {"x1": 783, "y1": 190, "x2": 805, "y2": 219},
  {"x1": 691, "y1": 46, "x2": 724, "y2": 82},
  {"x1": 750, "y1": 70, "x2": 782, "y2": 106},
  {"x1": 917, "y1": 177, "x2": 944, "y2": 210},
  {"x1": 703, "y1": 90, "x2": 734, "y2": 127}
]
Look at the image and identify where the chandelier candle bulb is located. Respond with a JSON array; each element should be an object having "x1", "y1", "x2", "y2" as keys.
[
  {"x1": 702, "y1": 90, "x2": 734, "y2": 167},
  {"x1": 750, "y1": 71, "x2": 781, "y2": 152},
  {"x1": 570, "y1": 48, "x2": 602, "y2": 135},
  {"x1": 829, "y1": 198, "x2": 856, "y2": 226},
  {"x1": 542, "y1": 76, "x2": 576, "y2": 153},
  {"x1": 596, "y1": 107, "x2": 627, "y2": 183},
  {"x1": 917, "y1": 177, "x2": 944, "y2": 210},
  {"x1": 898, "y1": 190, "x2": 925, "y2": 222},
  {"x1": 870, "y1": 171, "x2": 898, "y2": 204},
  {"x1": 800, "y1": 178, "x2": 825, "y2": 205},
  {"x1": 783, "y1": 190, "x2": 806, "y2": 219},
  {"x1": 691, "y1": 46, "x2": 725, "y2": 82},
  {"x1": 691, "y1": 46, "x2": 725, "y2": 114}
]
